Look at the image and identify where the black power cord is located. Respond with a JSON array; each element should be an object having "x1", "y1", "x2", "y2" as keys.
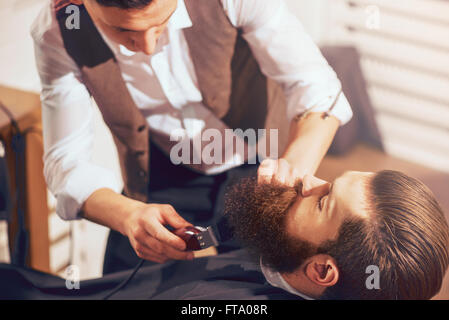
[
  {"x1": 101, "y1": 218, "x2": 235, "y2": 298},
  {"x1": 102, "y1": 258, "x2": 145, "y2": 299}
]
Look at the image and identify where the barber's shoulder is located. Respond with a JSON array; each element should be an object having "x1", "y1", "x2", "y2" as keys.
[
  {"x1": 30, "y1": 2, "x2": 82, "y2": 85},
  {"x1": 30, "y1": 1, "x2": 61, "y2": 46}
]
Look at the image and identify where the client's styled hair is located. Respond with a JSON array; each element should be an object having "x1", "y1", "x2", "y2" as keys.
[{"x1": 321, "y1": 170, "x2": 449, "y2": 300}]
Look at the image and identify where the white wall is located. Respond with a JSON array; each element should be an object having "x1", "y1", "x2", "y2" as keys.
[
  {"x1": 0, "y1": 0, "x2": 46, "y2": 91},
  {"x1": 321, "y1": 0, "x2": 449, "y2": 173}
]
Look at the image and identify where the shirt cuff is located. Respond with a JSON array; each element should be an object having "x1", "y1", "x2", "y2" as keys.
[
  {"x1": 286, "y1": 83, "x2": 354, "y2": 126},
  {"x1": 55, "y1": 163, "x2": 123, "y2": 220},
  {"x1": 326, "y1": 93, "x2": 353, "y2": 126}
]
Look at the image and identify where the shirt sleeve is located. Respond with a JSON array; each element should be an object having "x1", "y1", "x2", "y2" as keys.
[
  {"x1": 31, "y1": 5, "x2": 122, "y2": 220},
  {"x1": 221, "y1": 0, "x2": 353, "y2": 125}
]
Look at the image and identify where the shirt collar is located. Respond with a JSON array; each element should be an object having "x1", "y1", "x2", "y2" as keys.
[
  {"x1": 168, "y1": 0, "x2": 193, "y2": 30},
  {"x1": 260, "y1": 257, "x2": 314, "y2": 300}
]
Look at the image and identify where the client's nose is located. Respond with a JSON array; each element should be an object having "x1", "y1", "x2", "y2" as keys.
[{"x1": 302, "y1": 174, "x2": 330, "y2": 197}]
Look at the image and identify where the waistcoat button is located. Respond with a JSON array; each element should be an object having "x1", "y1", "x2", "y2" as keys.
[{"x1": 138, "y1": 170, "x2": 146, "y2": 178}]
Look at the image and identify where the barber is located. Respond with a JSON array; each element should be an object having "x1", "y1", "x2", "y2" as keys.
[{"x1": 32, "y1": 0, "x2": 352, "y2": 272}]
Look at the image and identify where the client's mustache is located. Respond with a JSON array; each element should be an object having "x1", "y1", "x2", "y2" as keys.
[{"x1": 224, "y1": 177, "x2": 316, "y2": 273}]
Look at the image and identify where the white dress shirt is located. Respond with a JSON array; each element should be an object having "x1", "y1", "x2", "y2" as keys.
[
  {"x1": 260, "y1": 258, "x2": 314, "y2": 300},
  {"x1": 31, "y1": 0, "x2": 353, "y2": 220}
]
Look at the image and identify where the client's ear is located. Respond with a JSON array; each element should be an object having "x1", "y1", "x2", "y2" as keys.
[{"x1": 305, "y1": 254, "x2": 339, "y2": 288}]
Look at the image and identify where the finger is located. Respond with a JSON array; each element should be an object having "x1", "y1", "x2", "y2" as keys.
[
  {"x1": 257, "y1": 158, "x2": 277, "y2": 184},
  {"x1": 134, "y1": 243, "x2": 167, "y2": 264},
  {"x1": 160, "y1": 242, "x2": 194, "y2": 260},
  {"x1": 141, "y1": 252, "x2": 166, "y2": 264},
  {"x1": 135, "y1": 230, "x2": 164, "y2": 255},
  {"x1": 273, "y1": 158, "x2": 290, "y2": 185},
  {"x1": 160, "y1": 205, "x2": 192, "y2": 229},
  {"x1": 143, "y1": 217, "x2": 187, "y2": 251},
  {"x1": 302, "y1": 174, "x2": 313, "y2": 196},
  {"x1": 286, "y1": 167, "x2": 300, "y2": 187},
  {"x1": 302, "y1": 174, "x2": 329, "y2": 196},
  {"x1": 137, "y1": 236, "x2": 193, "y2": 261}
]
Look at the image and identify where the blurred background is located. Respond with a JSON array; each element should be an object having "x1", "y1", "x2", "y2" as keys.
[{"x1": 0, "y1": 0, "x2": 448, "y2": 298}]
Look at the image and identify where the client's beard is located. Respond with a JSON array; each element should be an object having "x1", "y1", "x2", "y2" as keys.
[{"x1": 224, "y1": 177, "x2": 318, "y2": 273}]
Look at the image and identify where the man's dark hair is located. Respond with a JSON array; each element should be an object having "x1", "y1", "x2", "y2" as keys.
[{"x1": 95, "y1": 0, "x2": 153, "y2": 9}]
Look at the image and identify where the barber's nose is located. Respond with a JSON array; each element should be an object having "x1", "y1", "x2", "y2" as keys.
[
  {"x1": 133, "y1": 30, "x2": 158, "y2": 55},
  {"x1": 302, "y1": 174, "x2": 330, "y2": 197}
]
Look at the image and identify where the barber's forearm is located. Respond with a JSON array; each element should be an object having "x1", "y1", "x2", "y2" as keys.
[
  {"x1": 81, "y1": 188, "x2": 145, "y2": 236},
  {"x1": 282, "y1": 112, "x2": 340, "y2": 177}
]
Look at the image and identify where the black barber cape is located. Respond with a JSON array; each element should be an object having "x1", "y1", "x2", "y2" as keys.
[{"x1": 0, "y1": 249, "x2": 300, "y2": 300}]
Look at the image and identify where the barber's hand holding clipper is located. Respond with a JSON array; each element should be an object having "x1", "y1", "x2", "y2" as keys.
[
  {"x1": 82, "y1": 189, "x2": 194, "y2": 264},
  {"x1": 124, "y1": 203, "x2": 195, "y2": 263}
]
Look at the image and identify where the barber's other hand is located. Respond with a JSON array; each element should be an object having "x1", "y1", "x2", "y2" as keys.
[
  {"x1": 124, "y1": 203, "x2": 194, "y2": 263},
  {"x1": 257, "y1": 158, "x2": 302, "y2": 187}
]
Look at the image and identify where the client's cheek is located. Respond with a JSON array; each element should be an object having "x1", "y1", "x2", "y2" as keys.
[
  {"x1": 285, "y1": 207, "x2": 304, "y2": 239},
  {"x1": 286, "y1": 201, "x2": 319, "y2": 238}
]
